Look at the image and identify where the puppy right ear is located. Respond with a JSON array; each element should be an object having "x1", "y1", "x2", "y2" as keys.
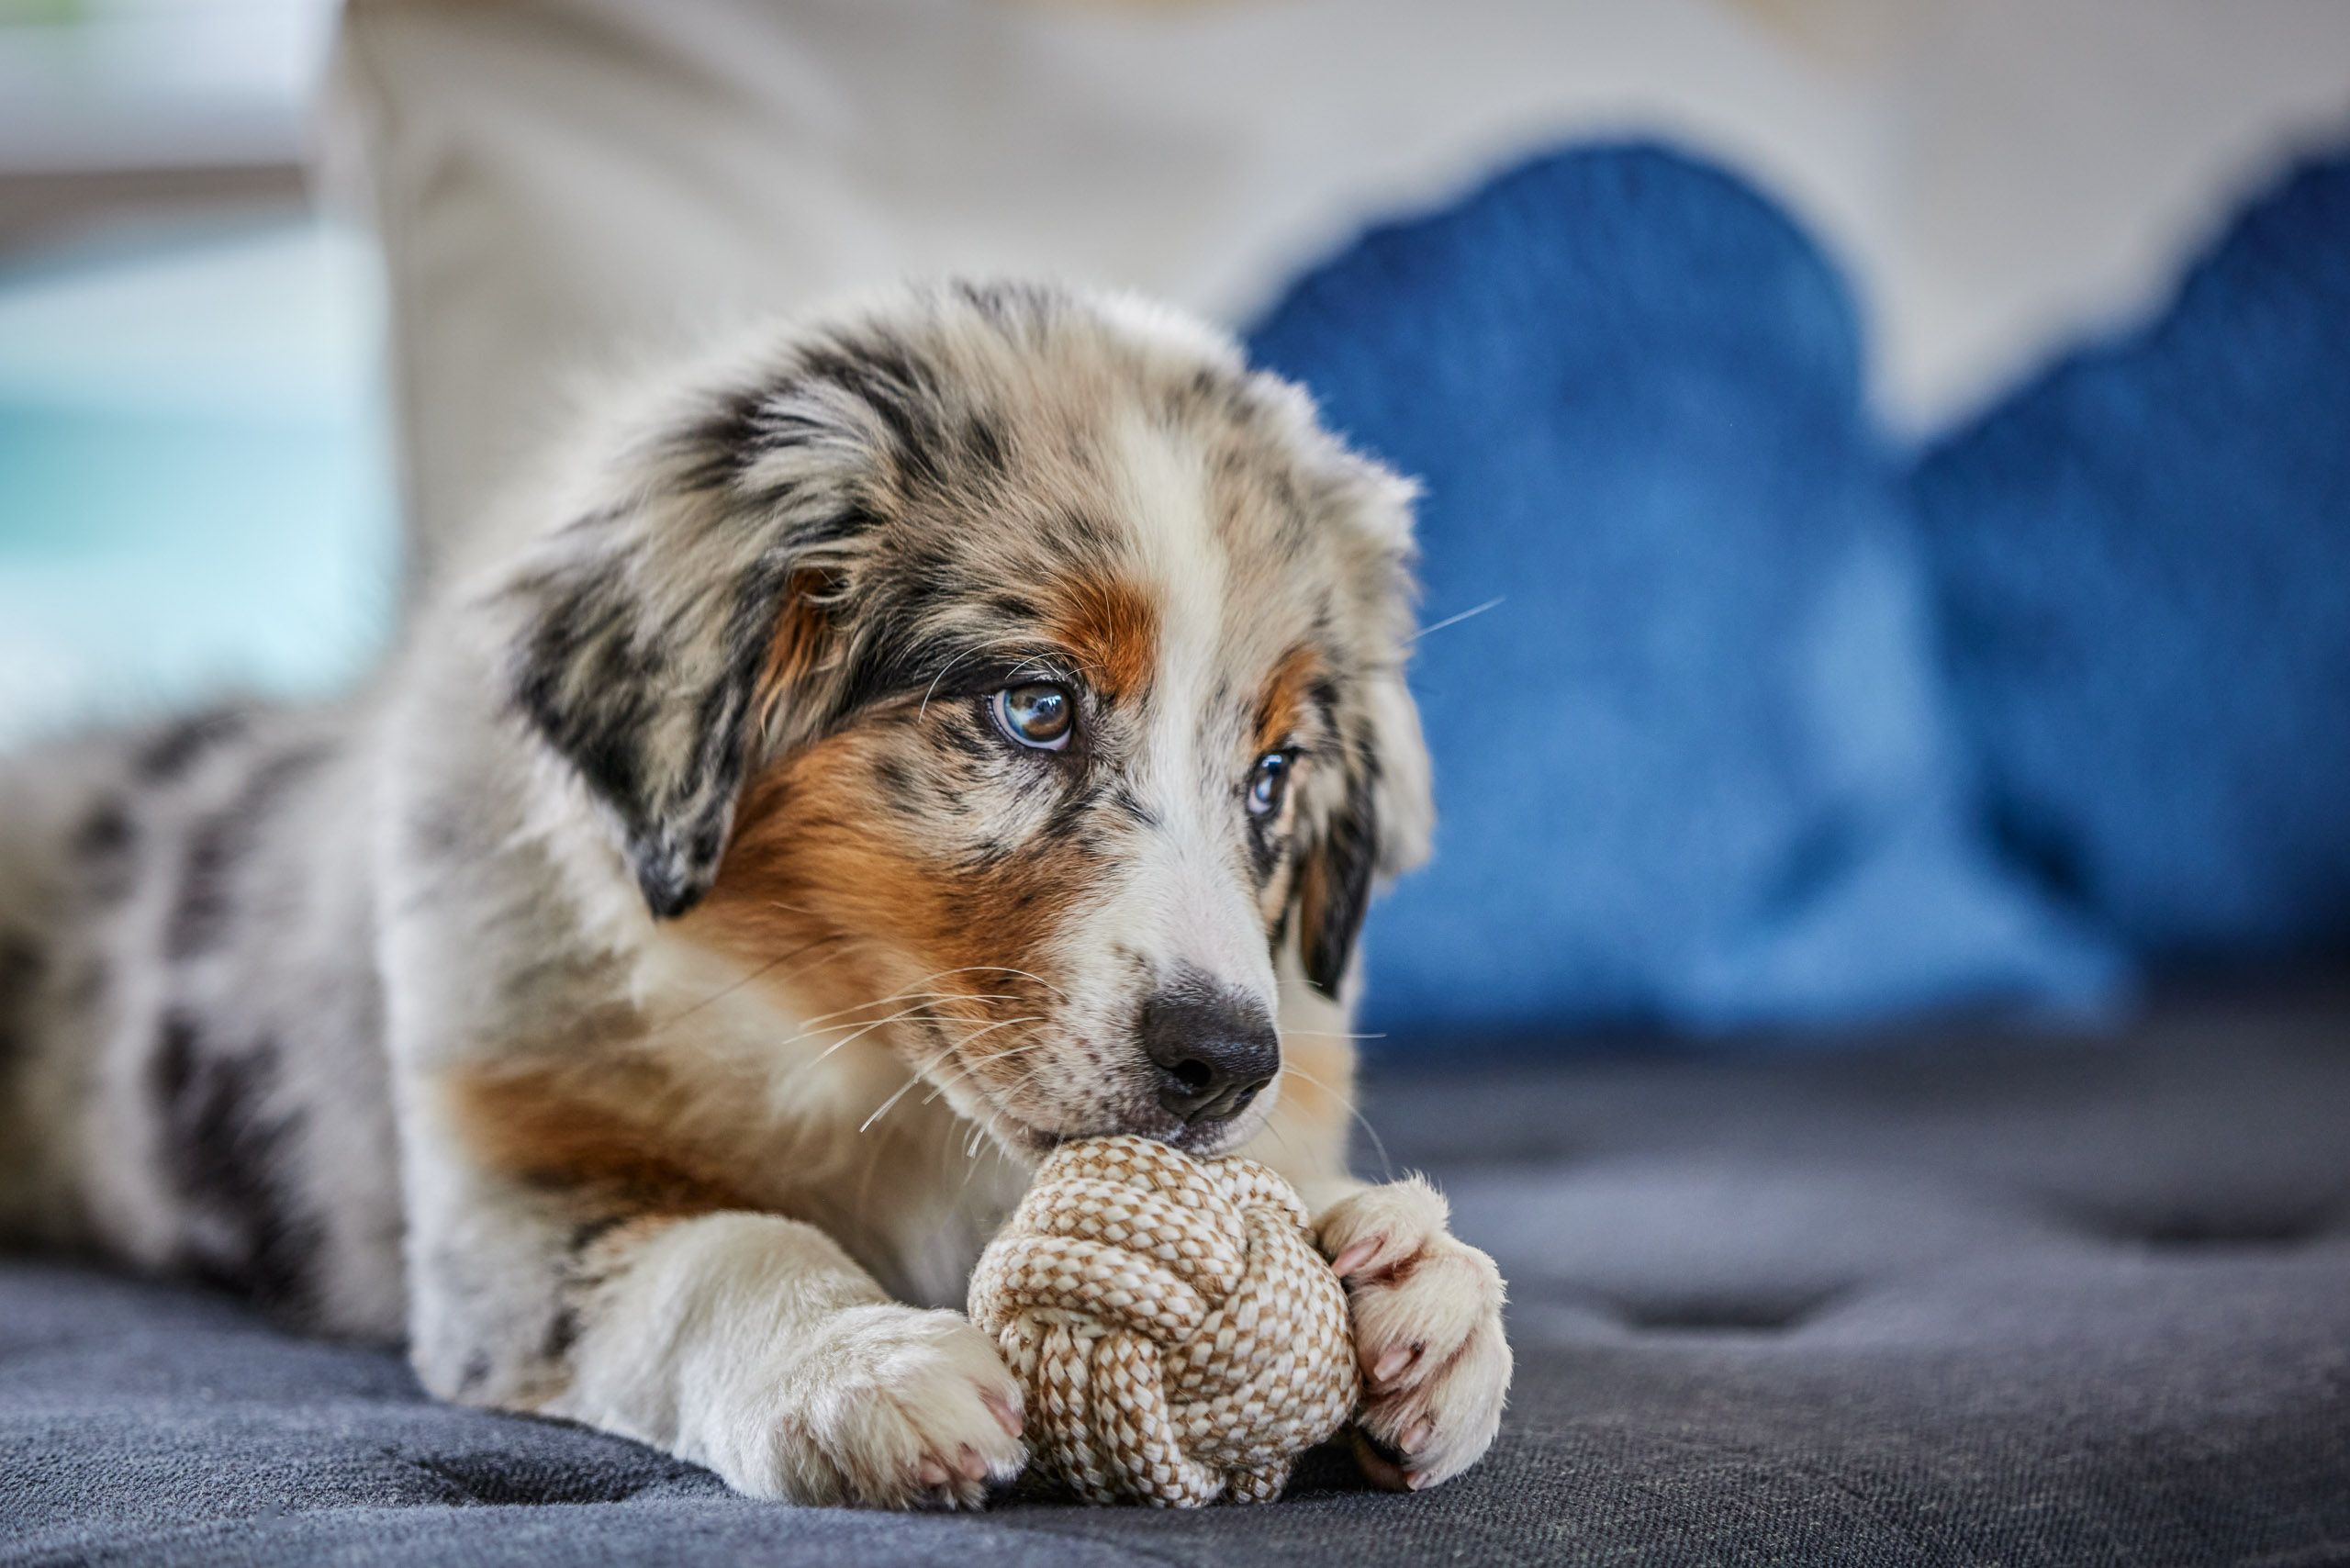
[
  {"x1": 1285, "y1": 433, "x2": 1435, "y2": 999},
  {"x1": 486, "y1": 382, "x2": 872, "y2": 919},
  {"x1": 1294, "y1": 663, "x2": 1434, "y2": 998}
]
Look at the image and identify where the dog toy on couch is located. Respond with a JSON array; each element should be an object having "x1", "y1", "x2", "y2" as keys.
[{"x1": 968, "y1": 1134, "x2": 1360, "y2": 1506}]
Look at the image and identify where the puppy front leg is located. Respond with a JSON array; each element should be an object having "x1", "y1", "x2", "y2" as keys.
[
  {"x1": 402, "y1": 1100, "x2": 1025, "y2": 1506},
  {"x1": 544, "y1": 1212, "x2": 1027, "y2": 1506},
  {"x1": 1243, "y1": 1028, "x2": 1513, "y2": 1492}
]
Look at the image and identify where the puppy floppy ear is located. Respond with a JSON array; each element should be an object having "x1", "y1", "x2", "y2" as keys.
[
  {"x1": 1297, "y1": 666, "x2": 1433, "y2": 998},
  {"x1": 486, "y1": 378, "x2": 872, "y2": 919},
  {"x1": 1293, "y1": 457, "x2": 1436, "y2": 999}
]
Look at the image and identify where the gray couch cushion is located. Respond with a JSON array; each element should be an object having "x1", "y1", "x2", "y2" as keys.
[{"x1": 6, "y1": 984, "x2": 2347, "y2": 1565}]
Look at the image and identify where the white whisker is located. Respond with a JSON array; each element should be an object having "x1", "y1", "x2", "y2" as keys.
[
  {"x1": 1283, "y1": 1061, "x2": 1394, "y2": 1181},
  {"x1": 793, "y1": 991, "x2": 1016, "y2": 1028},
  {"x1": 917, "y1": 633, "x2": 1029, "y2": 719},
  {"x1": 642, "y1": 932, "x2": 856, "y2": 1040},
  {"x1": 767, "y1": 1003, "x2": 954, "y2": 1096},
  {"x1": 941, "y1": 965, "x2": 1069, "y2": 1000},
  {"x1": 921, "y1": 1022, "x2": 1049, "y2": 1104},
  {"x1": 1408, "y1": 596, "x2": 1505, "y2": 644},
  {"x1": 857, "y1": 1074, "x2": 928, "y2": 1135}
]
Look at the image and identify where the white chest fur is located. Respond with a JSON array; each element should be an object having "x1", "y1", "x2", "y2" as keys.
[{"x1": 632, "y1": 933, "x2": 1032, "y2": 1308}]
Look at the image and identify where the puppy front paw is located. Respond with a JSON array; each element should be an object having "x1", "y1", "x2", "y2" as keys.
[
  {"x1": 1318, "y1": 1177, "x2": 1511, "y2": 1491},
  {"x1": 707, "y1": 1304, "x2": 1029, "y2": 1507}
]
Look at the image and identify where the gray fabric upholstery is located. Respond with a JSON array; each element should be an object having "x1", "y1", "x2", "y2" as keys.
[{"x1": 6, "y1": 984, "x2": 2347, "y2": 1565}]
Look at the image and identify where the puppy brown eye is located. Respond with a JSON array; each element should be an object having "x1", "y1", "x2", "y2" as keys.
[
  {"x1": 1247, "y1": 751, "x2": 1291, "y2": 818},
  {"x1": 990, "y1": 684, "x2": 1074, "y2": 751}
]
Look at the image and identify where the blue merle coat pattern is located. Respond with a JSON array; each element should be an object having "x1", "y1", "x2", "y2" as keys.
[{"x1": 0, "y1": 283, "x2": 1508, "y2": 1506}]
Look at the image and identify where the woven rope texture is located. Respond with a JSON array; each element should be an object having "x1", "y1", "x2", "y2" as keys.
[{"x1": 968, "y1": 1135, "x2": 1360, "y2": 1506}]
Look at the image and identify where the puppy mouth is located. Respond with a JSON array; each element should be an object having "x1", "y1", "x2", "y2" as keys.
[
  {"x1": 957, "y1": 1075, "x2": 1268, "y2": 1161},
  {"x1": 1157, "y1": 1117, "x2": 1260, "y2": 1158},
  {"x1": 1051, "y1": 1088, "x2": 1274, "y2": 1159},
  {"x1": 1021, "y1": 1118, "x2": 1254, "y2": 1159}
]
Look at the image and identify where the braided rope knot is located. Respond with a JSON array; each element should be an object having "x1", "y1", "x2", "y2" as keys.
[{"x1": 968, "y1": 1134, "x2": 1360, "y2": 1506}]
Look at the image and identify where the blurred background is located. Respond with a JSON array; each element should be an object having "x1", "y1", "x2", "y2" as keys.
[
  {"x1": 0, "y1": 0, "x2": 391, "y2": 745},
  {"x1": 3, "y1": 0, "x2": 2345, "y2": 1047}
]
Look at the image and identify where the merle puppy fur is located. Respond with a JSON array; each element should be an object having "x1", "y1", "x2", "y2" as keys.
[{"x1": 0, "y1": 282, "x2": 1509, "y2": 1506}]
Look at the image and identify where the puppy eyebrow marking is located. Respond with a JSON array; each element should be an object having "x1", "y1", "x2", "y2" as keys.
[
  {"x1": 1045, "y1": 573, "x2": 1159, "y2": 703},
  {"x1": 1254, "y1": 644, "x2": 1324, "y2": 757},
  {"x1": 889, "y1": 644, "x2": 1083, "y2": 729},
  {"x1": 915, "y1": 643, "x2": 1069, "y2": 716}
]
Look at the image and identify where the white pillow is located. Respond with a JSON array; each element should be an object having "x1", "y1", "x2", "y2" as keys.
[
  {"x1": 323, "y1": 0, "x2": 1886, "y2": 571},
  {"x1": 325, "y1": 0, "x2": 2350, "y2": 572}
]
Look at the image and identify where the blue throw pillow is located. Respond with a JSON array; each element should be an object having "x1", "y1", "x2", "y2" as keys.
[
  {"x1": 1248, "y1": 144, "x2": 2121, "y2": 1037},
  {"x1": 1913, "y1": 155, "x2": 2350, "y2": 958}
]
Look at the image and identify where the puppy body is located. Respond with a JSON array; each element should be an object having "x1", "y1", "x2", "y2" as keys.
[
  {"x1": 0, "y1": 705, "x2": 405, "y2": 1336},
  {"x1": 0, "y1": 283, "x2": 1507, "y2": 1505}
]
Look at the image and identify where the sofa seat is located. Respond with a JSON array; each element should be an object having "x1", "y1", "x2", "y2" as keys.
[{"x1": 5, "y1": 981, "x2": 2346, "y2": 1565}]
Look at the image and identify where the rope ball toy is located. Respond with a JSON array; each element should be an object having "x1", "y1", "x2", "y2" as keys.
[{"x1": 968, "y1": 1134, "x2": 1360, "y2": 1506}]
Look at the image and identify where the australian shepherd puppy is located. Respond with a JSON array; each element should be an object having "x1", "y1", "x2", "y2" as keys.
[{"x1": 0, "y1": 282, "x2": 1507, "y2": 1506}]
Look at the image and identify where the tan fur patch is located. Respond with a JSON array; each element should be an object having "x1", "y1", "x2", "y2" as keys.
[
  {"x1": 1295, "y1": 843, "x2": 1338, "y2": 970},
  {"x1": 1254, "y1": 644, "x2": 1321, "y2": 757},
  {"x1": 441, "y1": 1058, "x2": 763, "y2": 1221},
  {"x1": 681, "y1": 727, "x2": 1102, "y2": 1077},
  {"x1": 1046, "y1": 574, "x2": 1160, "y2": 702},
  {"x1": 757, "y1": 572, "x2": 836, "y2": 732}
]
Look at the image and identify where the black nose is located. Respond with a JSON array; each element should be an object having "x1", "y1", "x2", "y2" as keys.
[{"x1": 1137, "y1": 986, "x2": 1281, "y2": 1126}]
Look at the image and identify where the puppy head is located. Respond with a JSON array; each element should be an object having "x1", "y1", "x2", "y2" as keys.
[{"x1": 491, "y1": 282, "x2": 1430, "y2": 1155}]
